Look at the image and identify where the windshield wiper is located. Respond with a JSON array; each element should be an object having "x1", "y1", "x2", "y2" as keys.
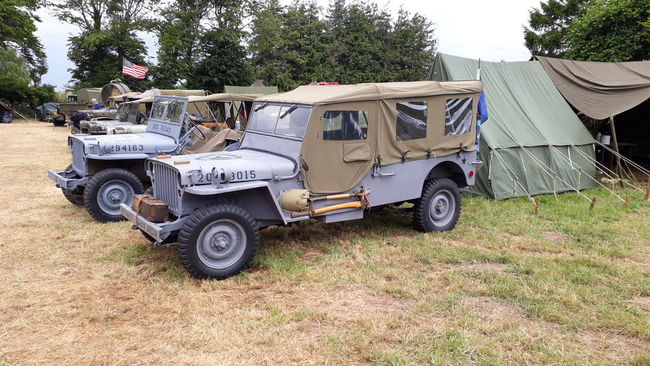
[
  {"x1": 254, "y1": 102, "x2": 268, "y2": 112},
  {"x1": 280, "y1": 105, "x2": 297, "y2": 119}
]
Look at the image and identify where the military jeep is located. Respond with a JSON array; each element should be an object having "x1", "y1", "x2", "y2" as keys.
[
  {"x1": 48, "y1": 96, "x2": 214, "y2": 222},
  {"x1": 120, "y1": 81, "x2": 483, "y2": 279}
]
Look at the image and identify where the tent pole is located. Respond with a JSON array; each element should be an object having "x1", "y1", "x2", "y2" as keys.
[{"x1": 609, "y1": 116, "x2": 622, "y2": 178}]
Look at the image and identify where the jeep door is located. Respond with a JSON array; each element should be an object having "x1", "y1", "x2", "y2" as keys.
[{"x1": 300, "y1": 101, "x2": 377, "y2": 194}]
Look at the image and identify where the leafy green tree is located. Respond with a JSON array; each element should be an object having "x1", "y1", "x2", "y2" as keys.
[
  {"x1": 524, "y1": 0, "x2": 587, "y2": 58},
  {"x1": 566, "y1": 0, "x2": 650, "y2": 61},
  {"x1": 281, "y1": 1, "x2": 330, "y2": 88},
  {"x1": 0, "y1": 0, "x2": 47, "y2": 83},
  {"x1": 187, "y1": 30, "x2": 254, "y2": 92},
  {"x1": 387, "y1": 8, "x2": 435, "y2": 82},
  {"x1": 249, "y1": 0, "x2": 293, "y2": 90},
  {"x1": 152, "y1": 0, "x2": 210, "y2": 88},
  {"x1": 0, "y1": 48, "x2": 31, "y2": 103}
]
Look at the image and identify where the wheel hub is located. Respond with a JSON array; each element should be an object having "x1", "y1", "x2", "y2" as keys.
[
  {"x1": 428, "y1": 189, "x2": 455, "y2": 227},
  {"x1": 97, "y1": 179, "x2": 135, "y2": 216},
  {"x1": 197, "y1": 219, "x2": 247, "y2": 270}
]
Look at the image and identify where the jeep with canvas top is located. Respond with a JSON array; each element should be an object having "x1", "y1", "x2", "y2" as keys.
[
  {"x1": 120, "y1": 81, "x2": 484, "y2": 279},
  {"x1": 47, "y1": 95, "x2": 247, "y2": 222}
]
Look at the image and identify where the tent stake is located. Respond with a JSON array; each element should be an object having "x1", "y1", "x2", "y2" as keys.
[
  {"x1": 644, "y1": 188, "x2": 650, "y2": 201},
  {"x1": 534, "y1": 199, "x2": 541, "y2": 215},
  {"x1": 624, "y1": 197, "x2": 630, "y2": 208},
  {"x1": 589, "y1": 197, "x2": 597, "y2": 210}
]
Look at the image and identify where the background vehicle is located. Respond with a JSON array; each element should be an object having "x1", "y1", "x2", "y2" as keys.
[
  {"x1": 121, "y1": 81, "x2": 484, "y2": 279},
  {"x1": 48, "y1": 96, "x2": 213, "y2": 222},
  {"x1": 36, "y1": 103, "x2": 66, "y2": 126}
]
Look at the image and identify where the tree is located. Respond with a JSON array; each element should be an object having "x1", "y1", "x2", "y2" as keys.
[
  {"x1": 249, "y1": 0, "x2": 293, "y2": 90},
  {"x1": 0, "y1": 48, "x2": 31, "y2": 104},
  {"x1": 280, "y1": 1, "x2": 330, "y2": 88},
  {"x1": 523, "y1": 0, "x2": 587, "y2": 58},
  {"x1": 152, "y1": 0, "x2": 210, "y2": 88},
  {"x1": 566, "y1": 0, "x2": 650, "y2": 61},
  {"x1": 0, "y1": 0, "x2": 47, "y2": 83},
  {"x1": 187, "y1": 30, "x2": 255, "y2": 92},
  {"x1": 388, "y1": 8, "x2": 436, "y2": 82},
  {"x1": 54, "y1": 0, "x2": 152, "y2": 88}
]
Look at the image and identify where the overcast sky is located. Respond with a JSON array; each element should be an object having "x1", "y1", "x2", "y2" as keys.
[{"x1": 35, "y1": 0, "x2": 542, "y2": 90}]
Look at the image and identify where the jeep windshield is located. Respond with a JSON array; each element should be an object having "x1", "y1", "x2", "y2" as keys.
[
  {"x1": 246, "y1": 102, "x2": 312, "y2": 139},
  {"x1": 150, "y1": 99, "x2": 185, "y2": 123}
]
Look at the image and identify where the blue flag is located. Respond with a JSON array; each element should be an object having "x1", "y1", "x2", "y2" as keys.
[{"x1": 476, "y1": 68, "x2": 489, "y2": 151}]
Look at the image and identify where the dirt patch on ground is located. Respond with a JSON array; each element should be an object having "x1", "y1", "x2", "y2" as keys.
[
  {"x1": 542, "y1": 231, "x2": 572, "y2": 243},
  {"x1": 632, "y1": 297, "x2": 650, "y2": 312},
  {"x1": 457, "y1": 262, "x2": 510, "y2": 274},
  {"x1": 462, "y1": 296, "x2": 529, "y2": 324}
]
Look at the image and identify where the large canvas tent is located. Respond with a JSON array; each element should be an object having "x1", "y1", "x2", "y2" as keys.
[{"x1": 431, "y1": 53, "x2": 597, "y2": 200}]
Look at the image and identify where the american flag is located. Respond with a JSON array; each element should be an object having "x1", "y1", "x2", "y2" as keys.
[{"x1": 122, "y1": 58, "x2": 148, "y2": 79}]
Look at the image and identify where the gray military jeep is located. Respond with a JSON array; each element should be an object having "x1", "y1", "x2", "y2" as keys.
[
  {"x1": 121, "y1": 81, "x2": 483, "y2": 280},
  {"x1": 48, "y1": 96, "x2": 209, "y2": 222}
]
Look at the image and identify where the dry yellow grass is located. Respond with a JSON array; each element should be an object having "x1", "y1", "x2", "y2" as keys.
[{"x1": 0, "y1": 121, "x2": 648, "y2": 365}]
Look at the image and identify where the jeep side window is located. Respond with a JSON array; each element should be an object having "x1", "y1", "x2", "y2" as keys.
[
  {"x1": 444, "y1": 98, "x2": 473, "y2": 136},
  {"x1": 322, "y1": 111, "x2": 368, "y2": 140},
  {"x1": 396, "y1": 101, "x2": 427, "y2": 141}
]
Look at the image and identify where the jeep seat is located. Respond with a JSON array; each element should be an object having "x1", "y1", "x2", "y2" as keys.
[{"x1": 182, "y1": 126, "x2": 243, "y2": 155}]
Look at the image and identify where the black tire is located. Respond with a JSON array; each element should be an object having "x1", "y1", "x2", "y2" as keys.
[
  {"x1": 62, "y1": 187, "x2": 84, "y2": 206},
  {"x1": 413, "y1": 178, "x2": 461, "y2": 232},
  {"x1": 83, "y1": 168, "x2": 145, "y2": 222},
  {"x1": 60, "y1": 164, "x2": 84, "y2": 205},
  {"x1": 177, "y1": 204, "x2": 259, "y2": 280},
  {"x1": 53, "y1": 120, "x2": 66, "y2": 127}
]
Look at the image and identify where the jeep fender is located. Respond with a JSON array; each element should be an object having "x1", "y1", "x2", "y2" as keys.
[{"x1": 183, "y1": 181, "x2": 287, "y2": 225}]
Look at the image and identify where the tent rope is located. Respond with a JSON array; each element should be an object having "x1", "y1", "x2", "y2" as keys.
[
  {"x1": 518, "y1": 145, "x2": 593, "y2": 203},
  {"x1": 570, "y1": 144, "x2": 644, "y2": 193},
  {"x1": 491, "y1": 148, "x2": 533, "y2": 199},
  {"x1": 597, "y1": 141, "x2": 650, "y2": 177},
  {"x1": 547, "y1": 145, "x2": 625, "y2": 202}
]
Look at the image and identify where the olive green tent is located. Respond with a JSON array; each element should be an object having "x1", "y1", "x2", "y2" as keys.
[{"x1": 430, "y1": 53, "x2": 596, "y2": 200}]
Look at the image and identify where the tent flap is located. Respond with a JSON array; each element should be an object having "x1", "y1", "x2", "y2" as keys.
[{"x1": 537, "y1": 56, "x2": 650, "y2": 120}]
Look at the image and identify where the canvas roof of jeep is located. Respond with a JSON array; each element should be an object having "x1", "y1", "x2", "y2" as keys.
[
  {"x1": 188, "y1": 93, "x2": 263, "y2": 103},
  {"x1": 257, "y1": 80, "x2": 482, "y2": 105}
]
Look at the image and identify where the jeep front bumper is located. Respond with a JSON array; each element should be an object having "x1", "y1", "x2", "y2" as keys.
[
  {"x1": 47, "y1": 169, "x2": 88, "y2": 190},
  {"x1": 120, "y1": 203, "x2": 185, "y2": 244}
]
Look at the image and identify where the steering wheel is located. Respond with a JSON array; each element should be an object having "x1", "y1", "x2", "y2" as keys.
[{"x1": 186, "y1": 117, "x2": 206, "y2": 140}]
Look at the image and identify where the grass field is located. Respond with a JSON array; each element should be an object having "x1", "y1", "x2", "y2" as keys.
[{"x1": 0, "y1": 120, "x2": 648, "y2": 365}]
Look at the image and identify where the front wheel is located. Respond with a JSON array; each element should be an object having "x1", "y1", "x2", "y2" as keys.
[
  {"x1": 83, "y1": 168, "x2": 145, "y2": 222},
  {"x1": 413, "y1": 178, "x2": 461, "y2": 232},
  {"x1": 177, "y1": 204, "x2": 259, "y2": 280}
]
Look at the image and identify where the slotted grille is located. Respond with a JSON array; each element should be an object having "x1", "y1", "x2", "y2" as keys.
[
  {"x1": 70, "y1": 139, "x2": 85, "y2": 174},
  {"x1": 152, "y1": 162, "x2": 182, "y2": 215}
]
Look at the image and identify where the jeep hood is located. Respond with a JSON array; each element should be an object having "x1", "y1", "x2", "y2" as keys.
[
  {"x1": 71, "y1": 132, "x2": 177, "y2": 157},
  {"x1": 149, "y1": 149, "x2": 296, "y2": 186}
]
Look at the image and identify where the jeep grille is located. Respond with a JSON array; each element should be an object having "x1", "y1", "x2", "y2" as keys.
[
  {"x1": 70, "y1": 138, "x2": 85, "y2": 175},
  {"x1": 151, "y1": 162, "x2": 182, "y2": 216}
]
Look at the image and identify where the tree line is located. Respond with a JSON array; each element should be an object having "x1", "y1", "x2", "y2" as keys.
[{"x1": 57, "y1": 0, "x2": 437, "y2": 93}]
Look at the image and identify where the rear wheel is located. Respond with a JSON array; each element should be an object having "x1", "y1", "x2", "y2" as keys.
[
  {"x1": 413, "y1": 178, "x2": 461, "y2": 232},
  {"x1": 83, "y1": 168, "x2": 144, "y2": 222},
  {"x1": 177, "y1": 204, "x2": 259, "y2": 280}
]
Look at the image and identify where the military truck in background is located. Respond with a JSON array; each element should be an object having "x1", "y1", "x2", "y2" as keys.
[{"x1": 121, "y1": 81, "x2": 484, "y2": 280}]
